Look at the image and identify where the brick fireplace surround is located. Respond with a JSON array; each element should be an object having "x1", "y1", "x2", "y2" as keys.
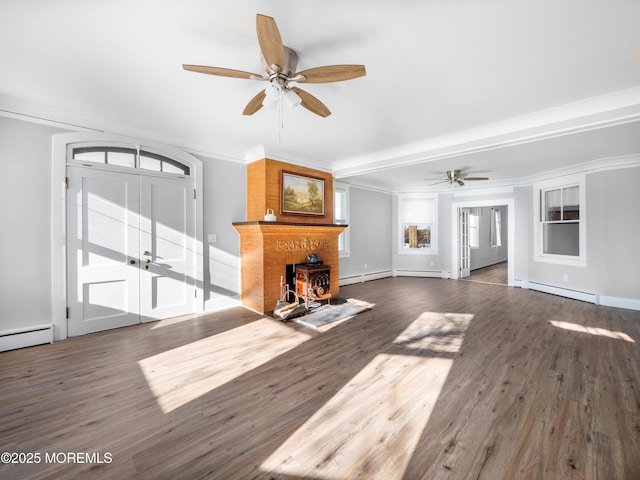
[{"x1": 233, "y1": 159, "x2": 347, "y2": 314}]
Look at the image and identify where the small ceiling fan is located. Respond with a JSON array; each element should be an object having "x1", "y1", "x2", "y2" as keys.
[
  {"x1": 426, "y1": 169, "x2": 490, "y2": 186},
  {"x1": 182, "y1": 14, "x2": 366, "y2": 117}
]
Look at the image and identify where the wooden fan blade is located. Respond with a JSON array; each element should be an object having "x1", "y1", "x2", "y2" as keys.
[
  {"x1": 463, "y1": 177, "x2": 489, "y2": 181},
  {"x1": 291, "y1": 87, "x2": 331, "y2": 117},
  {"x1": 242, "y1": 90, "x2": 266, "y2": 115},
  {"x1": 182, "y1": 64, "x2": 262, "y2": 80},
  {"x1": 295, "y1": 65, "x2": 366, "y2": 83},
  {"x1": 256, "y1": 14, "x2": 284, "y2": 70}
]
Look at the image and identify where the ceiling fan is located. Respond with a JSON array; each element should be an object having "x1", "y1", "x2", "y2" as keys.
[
  {"x1": 427, "y1": 169, "x2": 490, "y2": 187},
  {"x1": 182, "y1": 14, "x2": 366, "y2": 118}
]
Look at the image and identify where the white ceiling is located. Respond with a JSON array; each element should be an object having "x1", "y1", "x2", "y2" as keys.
[{"x1": 2, "y1": 0, "x2": 639, "y2": 192}]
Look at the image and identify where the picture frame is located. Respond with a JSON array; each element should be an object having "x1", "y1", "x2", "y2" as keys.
[{"x1": 281, "y1": 171, "x2": 325, "y2": 216}]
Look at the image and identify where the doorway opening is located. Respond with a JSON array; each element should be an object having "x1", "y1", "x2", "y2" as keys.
[{"x1": 451, "y1": 198, "x2": 515, "y2": 287}]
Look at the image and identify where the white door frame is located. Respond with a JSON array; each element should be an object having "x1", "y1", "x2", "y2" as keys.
[
  {"x1": 51, "y1": 132, "x2": 204, "y2": 341},
  {"x1": 459, "y1": 208, "x2": 471, "y2": 279},
  {"x1": 451, "y1": 198, "x2": 515, "y2": 286}
]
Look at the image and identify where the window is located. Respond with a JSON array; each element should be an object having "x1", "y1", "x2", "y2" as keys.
[
  {"x1": 398, "y1": 194, "x2": 437, "y2": 254},
  {"x1": 73, "y1": 146, "x2": 136, "y2": 168},
  {"x1": 334, "y1": 183, "x2": 349, "y2": 256},
  {"x1": 541, "y1": 185, "x2": 579, "y2": 256},
  {"x1": 71, "y1": 146, "x2": 191, "y2": 176},
  {"x1": 469, "y1": 209, "x2": 480, "y2": 249},
  {"x1": 490, "y1": 208, "x2": 502, "y2": 247},
  {"x1": 534, "y1": 174, "x2": 585, "y2": 266}
]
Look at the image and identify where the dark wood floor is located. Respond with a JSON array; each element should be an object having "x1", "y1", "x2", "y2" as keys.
[
  {"x1": 1, "y1": 277, "x2": 639, "y2": 479},
  {"x1": 466, "y1": 261, "x2": 508, "y2": 285}
]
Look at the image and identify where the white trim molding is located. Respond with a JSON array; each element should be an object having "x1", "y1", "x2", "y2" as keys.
[
  {"x1": 532, "y1": 172, "x2": 587, "y2": 267},
  {"x1": 340, "y1": 270, "x2": 393, "y2": 286},
  {"x1": 528, "y1": 281, "x2": 597, "y2": 304},
  {"x1": 451, "y1": 198, "x2": 515, "y2": 286},
  {"x1": 51, "y1": 132, "x2": 205, "y2": 341},
  {"x1": 0, "y1": 324, "x2": 53, "y2": 352},
  {"x1": 597, "y1": 295, "x2": 640, "y2": 312}
]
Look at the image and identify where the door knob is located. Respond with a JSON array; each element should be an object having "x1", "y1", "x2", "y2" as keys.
[{"x1": 144, "y1": 258, "x2": 151, "y2": 264}]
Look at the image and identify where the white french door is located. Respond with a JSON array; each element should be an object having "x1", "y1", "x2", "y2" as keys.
[
  {"x1": 459, "y1": 208, "x2": 471, "y2": 279},
  {"x1": 67, "y1": 166, "x2": 195, "y2": 336},
  {"x1": 139, "y1": 175, "x2": 195, "y2": 321}
]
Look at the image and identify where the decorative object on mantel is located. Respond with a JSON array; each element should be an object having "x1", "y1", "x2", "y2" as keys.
[
  {"x1": 182, "y1": 14, "x2": 366, "y2": 118},
  {"x1": 264, "y1": 209, "x2": 277, "y2": 221}
]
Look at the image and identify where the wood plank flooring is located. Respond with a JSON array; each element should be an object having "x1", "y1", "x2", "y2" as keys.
[
  {"x1": 466, "y1": 261, "x2": 508, "y2": 285},
  {"x1": 1, "y1": 277, "x2": 639, "y2": 479}
]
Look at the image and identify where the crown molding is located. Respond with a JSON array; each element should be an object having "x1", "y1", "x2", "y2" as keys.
[{"x1": 332, "y1": 86, "x2": 640, "y2": 178}]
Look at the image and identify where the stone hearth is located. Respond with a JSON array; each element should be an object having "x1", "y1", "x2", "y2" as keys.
[{"x1": 232, "y1": 221, "x2": 346, "y2": 314}]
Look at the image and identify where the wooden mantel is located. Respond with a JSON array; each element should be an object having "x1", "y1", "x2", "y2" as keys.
[{"x1": 233, "y1": 221, "x2": 347, "y2": 314}]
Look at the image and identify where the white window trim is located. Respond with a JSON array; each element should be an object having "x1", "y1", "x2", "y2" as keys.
[
  {"x1": 334, "y1": 182, "x2": 350, "y2": 258},
  {"x1": 397, "y1": 193, "x2": 438, "y2": 255},
  {"x1": 533, "y1": 173, "x2": 586, "y2": 267}
]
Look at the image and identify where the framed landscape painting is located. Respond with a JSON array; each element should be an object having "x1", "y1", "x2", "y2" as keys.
[{"x1": 281, "y1": 171, "x2": 325, "y2": 216}]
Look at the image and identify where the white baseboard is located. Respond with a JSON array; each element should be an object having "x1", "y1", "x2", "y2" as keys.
[
  {"x1": 0, "y1": 324, "x2": 53, "y2": 352},
  {"x1": 340, "y1": 270, "x2": 393, "y2": 286},
  {"x1": 527, "y1": 282, "x2": 598, "y2": 304},
  {"x1": 513, "y1": 279, "x2": 528, "y2": 289},
  {"x1": 597, "y1": 295, "x2": 640, "y2": 311},
  {"x1": 393, "y1": 269, "x2": 449, "y2": 279}
]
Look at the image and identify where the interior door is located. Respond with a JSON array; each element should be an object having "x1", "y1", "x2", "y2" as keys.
[
  {"x1": 67, "y1": 166, "x2": 140, "y2": 336},
  {"x1": 139, "y1": 175, "x2": 195, "y2": 321},
  {"x1": 459, "y1": 208, "x2": 470, "y2": 279}
]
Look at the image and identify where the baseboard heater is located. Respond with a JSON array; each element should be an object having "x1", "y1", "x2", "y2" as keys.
[
  {"x1": 340, "y1": 270, "x2": 393, "y2": 286},
  {"x1": 0, "y1": 324, "x2": 53, "y2": 352},
  {"x1": 393, "y1": 269, "x2": 449, "y2": 279},
  {"x1": 527, "y1": 282, "x2": 597, "y2": 304}
]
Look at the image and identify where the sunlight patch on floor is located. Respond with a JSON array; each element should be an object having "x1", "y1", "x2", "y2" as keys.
[
  {"x1": 150, "y1": 299, "x2": 243, "y2": 329},
  {"x1": 550, "y1": 320, "x2": 635, "y2": 342},
  {"x1": 138, "y1": 318, "x2": 312, "y2": 413},
  {"x1": 260, "y1": 312, "x2": 473, "y2": 480}
]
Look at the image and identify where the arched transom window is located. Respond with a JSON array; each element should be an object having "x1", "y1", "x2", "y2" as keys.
[{"x1": 71, "y1": 146, "x2": 191, "y2": 176}]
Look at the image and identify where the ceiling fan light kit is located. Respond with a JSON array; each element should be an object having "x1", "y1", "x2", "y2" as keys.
[{"x1": 183, "y1": 14, "x2": 366, "y2": 118}]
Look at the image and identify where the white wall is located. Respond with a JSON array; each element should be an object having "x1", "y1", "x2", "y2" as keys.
[
  {"x1": 527, "y1": 165, "x2": 640, "y2": 302},
  {"x1": 200, "y1": 154, "x2": 245, "y2": 309},
  {"x1": 513, "y1": 185, "x2": 532, "y2": 283},
  {"x1": 0, "y1": 116, "x2": 68, "y2": 336},
  {"x1": 339, "y1": 186, "x2": 393, "y2": 280},
  {"x1": 590, "y1": 167, "x2": 640, "y2": 299}
]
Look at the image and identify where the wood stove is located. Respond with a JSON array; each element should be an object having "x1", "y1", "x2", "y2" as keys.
[{"x1": 295, "y1": 263, "x2": 331, "y2": 308}]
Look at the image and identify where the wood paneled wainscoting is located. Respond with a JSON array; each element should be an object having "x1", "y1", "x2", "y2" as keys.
[{"x1": 233, "y1": 221, "x2": 346, "y2": 314}]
